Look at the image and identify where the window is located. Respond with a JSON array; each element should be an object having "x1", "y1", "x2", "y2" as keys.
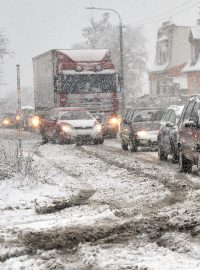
[
  {"x1": 169, "y1": 111, "x2": 176, "y2": 124},
  {"x1": 183, "y1": 101, "x2": 195, "y2": 122},
  {"x1": 59, "y1": 110, "x2": 93, "y2": 120},
  {"x1": 163, "y1": 111, "x2": 172, "y2": 122},
  {"x1": 190, "y1": 102, "x2": 199, "y2": 123}
]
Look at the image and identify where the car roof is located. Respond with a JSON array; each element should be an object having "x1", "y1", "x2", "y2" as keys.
[
  {"x1": 130, "y1": 107, "x2": 164, "y2": 111},
  {"x1": 165, "y1": 105, "x2": 184, "y2": 116},
  {"x1": 188, "y1": 95, "x2": 200, "y2": 102}
]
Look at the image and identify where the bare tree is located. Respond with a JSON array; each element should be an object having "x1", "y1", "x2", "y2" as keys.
[
  {"x1": 73, "y1": 14, "x2": 147, "y2": 101},
  {"x1": 0, "y1": 30, "x2": 10, "y2": 86}
]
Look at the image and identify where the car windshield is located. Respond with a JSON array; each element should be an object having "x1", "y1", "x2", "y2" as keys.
[
  {"x1": 132, "y1": 110, "x2": 164, "y2": 122},
  {"x1": 59, "y1": 110, "x2": 94, "y2": 120}
]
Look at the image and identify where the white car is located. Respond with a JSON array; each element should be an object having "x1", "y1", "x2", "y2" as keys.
[{"x1": 40, "y1": 107, "x2": 104, "y2": 145}]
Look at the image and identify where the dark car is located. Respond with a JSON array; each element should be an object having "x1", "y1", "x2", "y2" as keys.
[
  {"x1": 178, "y1": 95, "x2": 200, "y2": 173},
  {"x1": 40, "y1": 107, "x2": 104, "y2": 145},
  {"x1": 157, "y1": 105, "x2": 183, "y2": 162},
  {"x1": 120, "y1": 108, "x2": 165, "y2": 152}
]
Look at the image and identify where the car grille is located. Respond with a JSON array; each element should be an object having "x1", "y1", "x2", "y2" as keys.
[{"x1": 74, "y1": 126, "x2": 93, "y2": 130}]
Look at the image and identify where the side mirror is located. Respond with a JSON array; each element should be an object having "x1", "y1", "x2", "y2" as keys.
[
  {"x1": 122, "y1": 118, "x2": 128, "y2": 124},
  {"x1": 166, "y1": 122, "x2": 174, "y2": 128}
]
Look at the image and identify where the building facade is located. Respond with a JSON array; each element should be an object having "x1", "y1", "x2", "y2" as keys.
[
  {"x1": 183, "y1": 26, "x2": 200, "y2": 94},
  {"x1": 149, "y1": 21, "x2": 191, "y2": 97}
]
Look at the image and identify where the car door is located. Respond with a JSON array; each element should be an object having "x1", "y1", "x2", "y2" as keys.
[
  {"x1": 189, "y1": 102, "x2": 200, "y2": 162},
  {"x1": 179, "y1": 100, "x2": 196, "y2": 159}
]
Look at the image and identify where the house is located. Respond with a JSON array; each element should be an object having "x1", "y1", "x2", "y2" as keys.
[
  {"x1": 149, "y1": 21, "x2": 191, "y2": 97},
  {"x1": 182, "y1": 25, "x2": 200, "y2": 94}
]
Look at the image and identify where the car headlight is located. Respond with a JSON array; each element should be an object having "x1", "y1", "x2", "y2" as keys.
[
  {"x1": 31, "y1": 116, "x2": 40, "y2": 127},
  {"x1": 94, "y1": 123, "x2": 102, "y2": 132},
  {"x1": 16, "y1": 115, "x2": 21, "y2": 121},
  {"x1": 61, "y1": 125, "x2": 72, "y2": 132},
  {"x1": 3, "y1": 119, "x2": 10, "y2": 125},
  {"x1": 109, "y1": 117, "x2": 119, "y2": 125}
]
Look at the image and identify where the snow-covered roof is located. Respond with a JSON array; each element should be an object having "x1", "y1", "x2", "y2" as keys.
[
  {"x1": 149, "y1": 62, "x2": 169, "y2": 72},
  {"x1": 57, "y1": 49, "x2": 109, "y2": 62},
  {"x1": 61, "y1": 69, "x2": 115, "y2": 75},
  {"x1": 182, "y1": 57, "x2": 200, "y2": 72},
  {"x1": 191, "y1": 27, "x2": 200, "y2": 40},
  {"x1": 21, "y1": 106, "x2": 34, "y2": 110},
  {"x1": 173, "y1": 75, "x2": 188, "y2": 89}
]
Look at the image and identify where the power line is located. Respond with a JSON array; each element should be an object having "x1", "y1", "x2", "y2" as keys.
[{"x1": 133, "y1": 0, "x2": 200, "y2": 27}]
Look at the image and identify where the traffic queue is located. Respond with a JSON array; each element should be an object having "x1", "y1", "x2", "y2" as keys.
[{"x1": 1, "y1": 94, "x2": 200, "y2": 175}]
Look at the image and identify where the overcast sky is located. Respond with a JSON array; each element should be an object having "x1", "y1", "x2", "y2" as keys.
[{"x1": 0, "y1": 0, "x2": 199, "y2": 98}]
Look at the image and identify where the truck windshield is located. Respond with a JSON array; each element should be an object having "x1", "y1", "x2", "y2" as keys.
[
  {"x1": 59, "y1": 111, "x2": 94, "y2": 120},
  {"x1": 62, "y1": 74, "x2": 116, "y2": 94},
  {"x1": 132, "y1": 110, "x2": 164, "y2": 122}
]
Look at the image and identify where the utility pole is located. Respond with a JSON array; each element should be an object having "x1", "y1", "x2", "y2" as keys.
[
  {"x1": 16, "y1": 64, "x2": 23, "y2": 169},
  {"x1": 86, "y1": 7, "x2": 125, "y2": 115}
]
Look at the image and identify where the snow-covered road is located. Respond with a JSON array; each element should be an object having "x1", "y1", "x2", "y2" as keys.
[{"x1": 1, "y1": 128, "x2": 200, "y2": 269}]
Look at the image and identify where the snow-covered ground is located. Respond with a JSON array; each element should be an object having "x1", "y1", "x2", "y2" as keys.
[{"x1": 1, "y1": 128, "x2": 200, "y2": 269}]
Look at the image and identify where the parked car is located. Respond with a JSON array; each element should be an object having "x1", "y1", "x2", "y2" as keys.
[
  {"x1": 120, "y1": 108, "x2": 165, "y2": 151},
  {"x1": 1, "y1": 113, "x2": 17, "y2": 128},
  {"x1": 157, "y1": 105, "x2": 184, "y2": 162},
  {"x1": 178, "y1": 95, "x2": 200, "y2": 173},
  {"x1": 40, "y1": 107, "x2": 104, "y2": 145}
]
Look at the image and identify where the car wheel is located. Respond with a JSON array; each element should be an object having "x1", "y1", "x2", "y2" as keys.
[
  {"x1": 130, "y1": 139, "x2": 137, "y2": 152},
  {"x1": 98, "y1": 139, "x2": 104, "y2": 145},
  {"x1": 179, "y1": 150, "x2": 192, "y2": 173},
  {"x1": 93, "y1": 139, "x2": 99, "y2": 145},
  {"x1": 121, "y1": 140, "x2": 128, "y2": 151},
  {"x1": 41, "y1": 133, "x2": 48, "y2": 144},
  {"x1": 158, "y1": 143, "x2": 167, "y2": 161},
  {"x1": 53, "y1": 132, "x2": 64, "y2": 144}
]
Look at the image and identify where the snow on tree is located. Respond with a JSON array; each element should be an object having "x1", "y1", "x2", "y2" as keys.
[
  {"x1": 0, "y1": 30, "x2": 10, "y2": 86},
  {"x1": 73, "y1": 13, "x2": 147, "y2": 102}
]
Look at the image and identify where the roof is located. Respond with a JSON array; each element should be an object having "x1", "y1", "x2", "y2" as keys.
[
  {"x1": 149, "y1": 62, "x2": 169, "y2": 72},
  {"x1": 190, "y1": 27, "x2": 200, "y2": 40},
  {"x1": 182, "y1": 57, "x2": 200, "y2": 72},
  {"x1": 57, "y1": 49, "x2": 110, "y2": 62}
]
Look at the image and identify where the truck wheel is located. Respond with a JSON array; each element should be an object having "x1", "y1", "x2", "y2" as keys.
[
  {"x1": 158, "y1": 144, "x2": 167, "y2": 160},
  {"x1": 130, "y1": 139, "x2": 137, "y2": 152},
  {"x1": 179, "y1": 151, "x2": 192, "y2": 173},
  {"x1": 121, "y1": 140, "x2": 128, "y2": 151}
]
